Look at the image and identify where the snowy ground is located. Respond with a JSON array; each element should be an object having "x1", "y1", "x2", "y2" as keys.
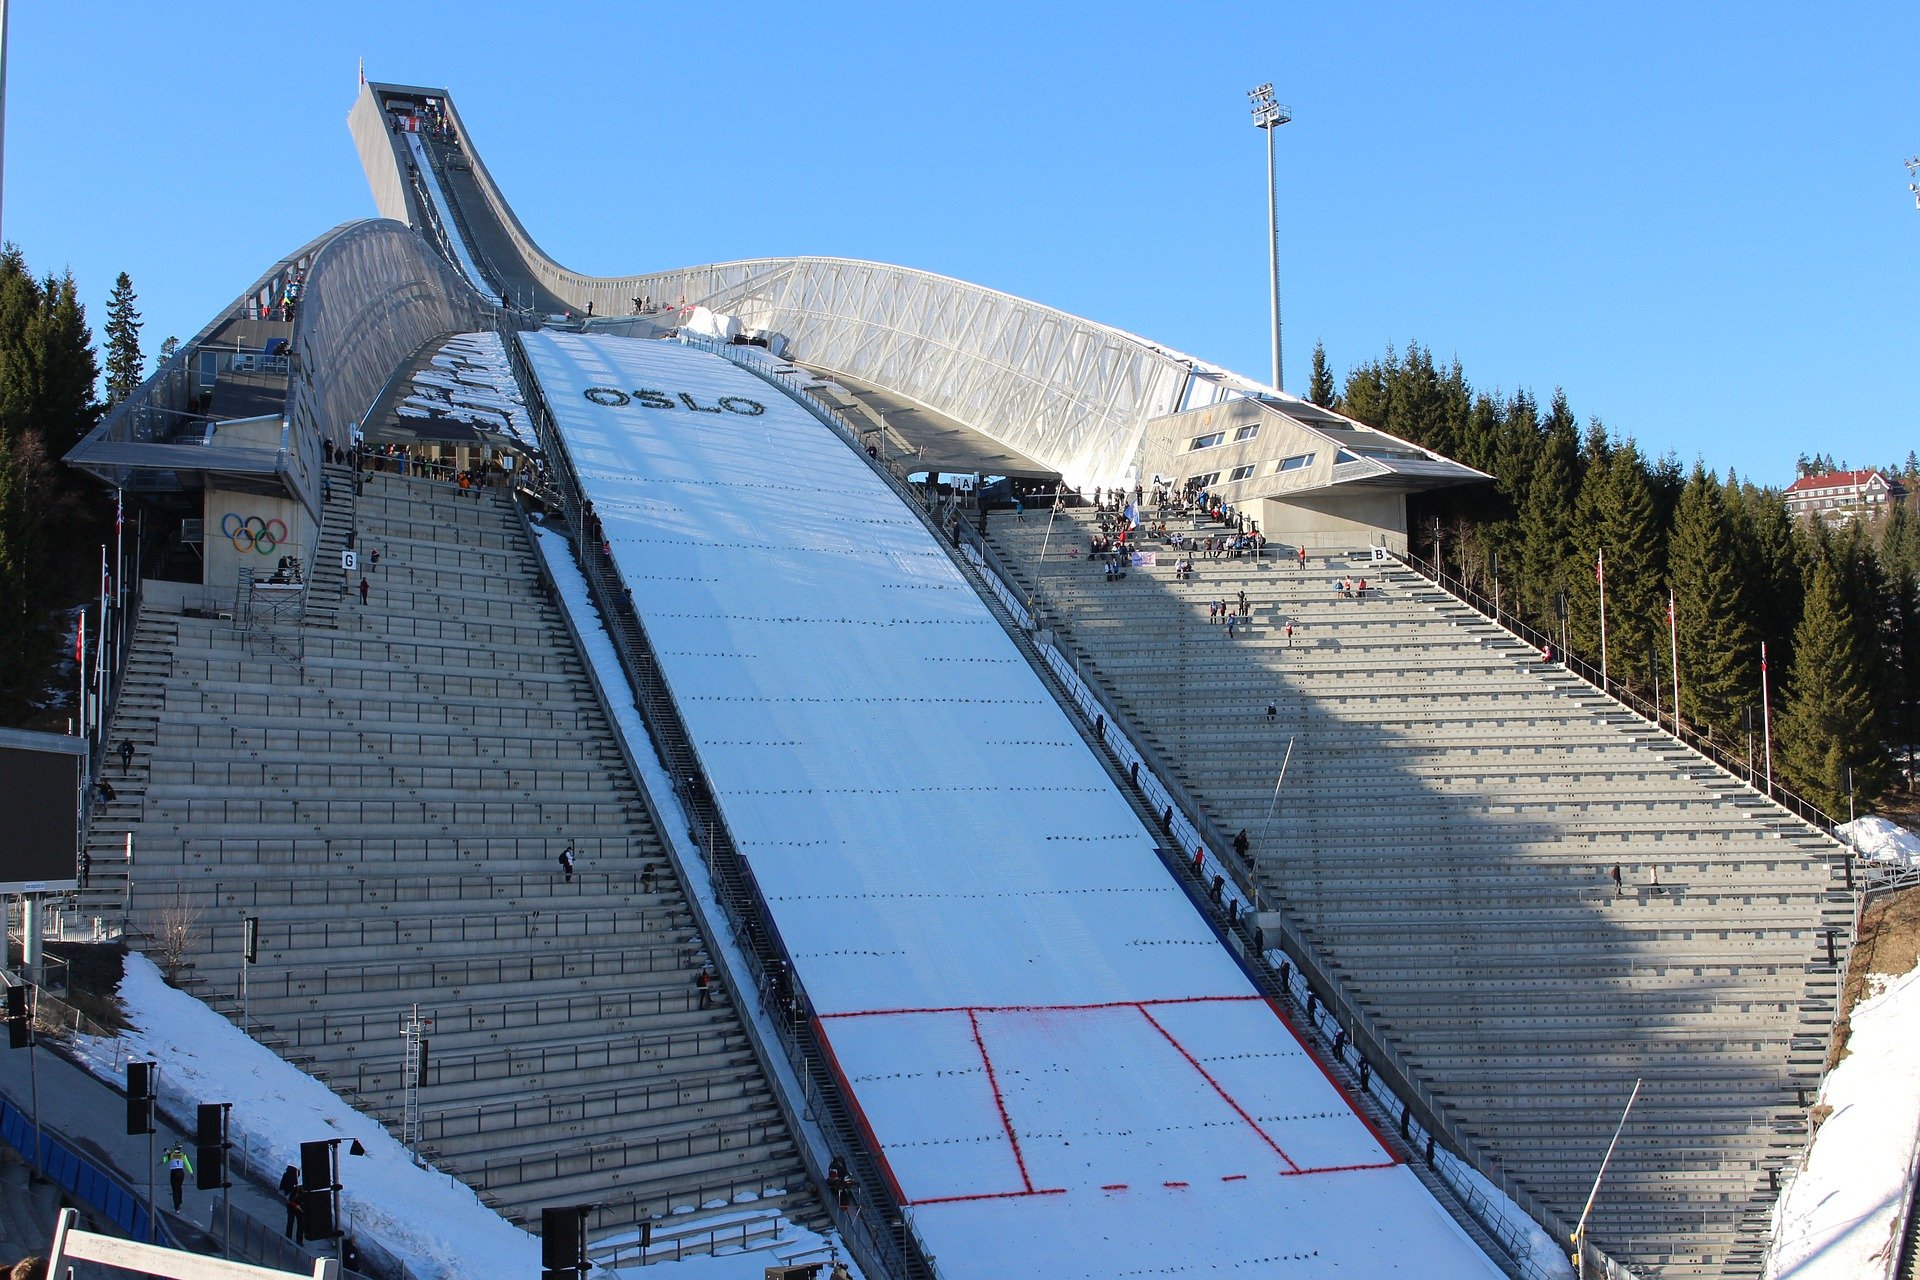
[
  {"x1": 1841, "y1": 816, "x2": 1920, "y2": 868},
  {"x1": 522, "y1": 330, "x2": 1506, "y2": 1280},
  {"x1": 396, "y1": 331, "x2": 536, "y2": 451},
  {"x1": 1767, "y1": 957, "x2": 1920, "y2": 1278}
]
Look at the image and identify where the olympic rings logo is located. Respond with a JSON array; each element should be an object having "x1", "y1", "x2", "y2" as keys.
[{"x1": 221, "y1": 513, "x2": 288, "y2": 555}]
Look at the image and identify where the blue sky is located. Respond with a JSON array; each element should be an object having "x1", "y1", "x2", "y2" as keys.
[{"x1": 7, "y1": 1, "x2": 1915, "y2": 480}]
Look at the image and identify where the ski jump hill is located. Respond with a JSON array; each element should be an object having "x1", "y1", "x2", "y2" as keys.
[{"x1": 53, "y1": 74, "x2": 1856, "y2": 1280}]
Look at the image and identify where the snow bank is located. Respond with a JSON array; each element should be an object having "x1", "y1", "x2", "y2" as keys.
[
  {"x1": 70, "y1": 951, "x2": 539, "y2": 1280},
  {"x1": 1841, "y1": 816, "x2": 1920, "y2": 868},
  {"x1": 1767, "y1": 961, "x2": 1920, "y2": 1279},
  {"x1": 72, "y1": 877, "x2": 843, "y2": 1279}
]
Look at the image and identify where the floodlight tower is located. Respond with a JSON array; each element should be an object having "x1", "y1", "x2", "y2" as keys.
[{"x1": 1248, "y1": 84, "x2": 1291, "y2": 392}]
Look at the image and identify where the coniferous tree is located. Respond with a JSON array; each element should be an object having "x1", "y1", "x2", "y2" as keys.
[
  {"x1": 35, "y1": 272, "x2": 99, "y2": 458},
  {"x1": 103, "y1": 272, "x2": 143, "y2": 405},
  {"x1": 1339, "y1": 350, "x2": 1389, "y2": 427},
  {"x1": 1668, "y1": 467, "x2": 1758, "y2": 737},
  {"x1": 157, "y1": 335, "x2": 179, "y2": 368},
  {"x1": 1733, "y1": 484, "x2": 1804, "y2": 674},
  {"x1": 1777, "y1": 563, "x2": 1887, "y2": 815},
  {"x1": 1518, "y1": 410, "x2": 1579, "y2": 629},
  {"x1": 1307, "y1": 341, "x2": 1335, "y2": 408}
]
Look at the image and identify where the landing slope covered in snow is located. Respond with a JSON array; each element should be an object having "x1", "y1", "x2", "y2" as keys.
[{"x1": 522, "y1": 330, "x2": 1505, "y2": 1279}]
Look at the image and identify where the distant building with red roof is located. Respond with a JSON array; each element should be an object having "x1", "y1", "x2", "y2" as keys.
[{"x1": 1783, "y1": 469, "x2": 1906, "y2": 524}]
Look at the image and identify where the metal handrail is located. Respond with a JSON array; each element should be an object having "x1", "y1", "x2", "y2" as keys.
[{"x1": 1393, "y1": 548, "x2": 1844, "y2": 842}]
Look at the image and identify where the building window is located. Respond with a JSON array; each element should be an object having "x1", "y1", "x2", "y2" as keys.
[
  {"x1": 1276, "y1": 452, "x2": 1315, "y2": 473},
  {"x1": 1188, "y1": 432, "x2": 1225, "y2": 451},
  {"x1": 1233, "y1": 424, "x2": 1260, "y2": 442},
  {"x1": 1191, "y1": 471, "x2": 1222, "y2": 488},
  {"x1": 1229, "y1": 464, "x2": 1255, "y2": 481}
]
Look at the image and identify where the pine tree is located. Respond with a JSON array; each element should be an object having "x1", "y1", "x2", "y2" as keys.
[
  {"x1": 1340, "y1": 350, "x2": 1389, "y2": 427},
  {"x1": 1307, "y1": 341, "x2": 1335, "y2": 408},
  {"x1": 1518, "y1": 412, "x2": 1579, "y2": 629},
  {"x1": 103, "y1": 272, "x2": 143, "y2": 405},
  {"x1": 157, "y1": 335, "x2": 179, "y2": 368},
  {"x1": 1668, "y1": 467, "x2": 1757, "y2": 737},
  {"x1": 1777, "y1": 563, "x2": 1887, "y2": 815},
  {"x1": 34, "y1": 271, "x2": 99, "y2": 458}
]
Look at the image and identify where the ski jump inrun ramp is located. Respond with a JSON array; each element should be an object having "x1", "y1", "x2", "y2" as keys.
[{"x1": 524, "y1": 330, "x2": 1505, "y2": 1279}]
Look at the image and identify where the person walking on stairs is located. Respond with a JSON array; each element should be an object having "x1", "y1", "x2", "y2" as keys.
[
  {"x1": 118, "y1": 739, "x2": 135, "y2": 774},
  {"x1": 358, "y1": 577, "x2": 370, "y2": 605},
  {"x1": 696, "y1": 966, "x2": 713, "y2": 1009},
  {"x1": 1610, "y1": 864, "x2": 1623, "y2": 895},
  {"x1": 161, "y1": 1142, "x2": 193, "y2": 1211},
  {"x1": 559, "y1": 846, "x2": 576, "y2": 882}
]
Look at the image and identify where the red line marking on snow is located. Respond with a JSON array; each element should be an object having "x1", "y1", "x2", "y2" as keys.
[
  {"x1": 1221, "y1": 1174, "x2": 1247, "y2": 1182},
  {"x1": 819, "y1": 994, "x2": 1262, "y2": 1020},
  {"x1": 907, "y1": 1187, "x2": 1068, "y2": 1207},
  {"x1": 810, "y1": 1015, "x2": 909, "y2": 1204},
  {"x1": 1101, "y1": 1183, "x2": 1129, "y2": 1192},
  {"x1": 1163, "y1": 1181, "x2": 1189, "y2": 1189},
  {"x1": 1258, "y1": 997, "x2": 1400, "y2": 1164},
  {"x1": 967, "y1": 1009, "x2": 1034, "y2": 1194},
  {"x1": 1137, "y1": 1005, "x2": 1301, "y2": 1173}
]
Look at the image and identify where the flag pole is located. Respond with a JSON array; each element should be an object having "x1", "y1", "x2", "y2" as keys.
[
  {"x1": 1760, "y1": 641, "x2": 1773, "y2": 794},
  {"x1": 1668, "y1": 587, "x2": 1681, "y2": 738},
  {"x1": 94, "y1": 547, "x2": 108, "y2": 752},
  {"x1": 1597, "y1": 549, "x2": 1608, "y2": 689},
  {"x1": 76, "y1": 611, "x2": 86, "y2": 748}
]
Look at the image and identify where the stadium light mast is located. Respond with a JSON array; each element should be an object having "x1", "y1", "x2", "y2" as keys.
[
  {"x1": 0, "y1": 0, "x2": 10, "y2": 248},
  {"x1": 1248, "y1": 84, "x2": 1291, "y2": 392}
]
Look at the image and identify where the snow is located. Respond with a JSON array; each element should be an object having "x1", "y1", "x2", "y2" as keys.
[
  {"x1": 522, "y1": 329, "x2": 1507, "y2": 1279},
  {"x1": 398, "y1": 331, "x2": 537, "y2": 450},
  {"x1": 1840, "y1": 816, "x2": 1920, "y2": 867},
  {"x1": 403, "y1": 132, "x2": 501, "y2": 306},
  {"x1": 1767, "y1": 959, "x2": 1920, "y2": 1279}
]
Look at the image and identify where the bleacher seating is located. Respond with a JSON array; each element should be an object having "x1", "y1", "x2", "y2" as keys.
[
  {"x1": 84, "y1": 465, "x2": 821, "y2": 1256},
  {"x1": 986, "y1": 507, "x2": 1852, "y2": 1279}
]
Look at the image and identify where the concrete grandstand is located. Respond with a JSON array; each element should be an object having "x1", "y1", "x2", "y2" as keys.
[{"x1": 45, "y1": 75, "x2": 1856, "y2": 1279}]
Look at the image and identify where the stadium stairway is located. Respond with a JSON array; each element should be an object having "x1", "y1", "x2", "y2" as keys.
[
  {"x1": 985, "y1": 507, "x2": 1852, "y2": 1280},
  {"x1": 82, "y1": 464, "x2": 824, "y2": 1256}
]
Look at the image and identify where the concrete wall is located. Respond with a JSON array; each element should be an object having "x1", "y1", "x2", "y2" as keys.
[
  {"x1": 1258, "y1": 490, "x2": 1408, "y2": 553},
  {"x1": 349, "y1": 83, "x2": 420, "y2": 225},
  {"x1": 203, "y1": 487, "x2": 315, "y2": 592}
]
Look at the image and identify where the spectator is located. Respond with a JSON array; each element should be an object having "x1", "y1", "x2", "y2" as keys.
[{"x1": 280, "y1": 1165, "x2": 305, "y2": 1242}]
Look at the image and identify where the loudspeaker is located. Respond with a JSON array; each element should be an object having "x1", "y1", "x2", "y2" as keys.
[
  {"x1": 6, "y1": 986, "x2": 29, "y2": 1049},
  {"x1": 243, "y1": 916, "x2": 259, "y2": 965},
  {"x1": 541, "y1": 1206, "x2": 585, "y2": 1274},
  {"x1": 300, "y1": 1139, "x2": 333, "y2": 1192},
  {"x1": 300, "y1": 1187, "x2": 337, "y2": 1241},
  {"x1": 417, "y1": 1037, "x2": 430, "y2": 1086},
  {"x1": 195, "y1": 1103, "x2": 226, "y2": 1191},
  {"x1": 126, "y1": 1061, "x2": 154, "y2": 1135}
]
